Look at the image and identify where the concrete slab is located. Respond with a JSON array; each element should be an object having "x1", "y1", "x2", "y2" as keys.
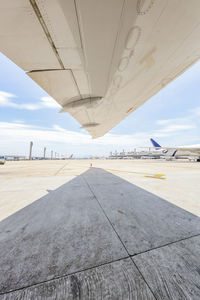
[
  {"x1": 83, "y1": 167, "x2": 123, "y2": 185},
  {"x1": 0, "y1": 176, "x2": 85, "y2": 221},
  {"x1": 1, "y1": 162, "x2": 200, "y2": 298},
  {"x1": 0, "y1": 174, "x2": 126, "y2": 293},
  {"x1": 133, "y1": 235, "x2": 200, "y2": 300},
  {"x1": 91, "y1": 159, "x2": 200, "y2": 217},
  {"x1": 0, "y1": 258, "x2": 155, "y2": 300},
  {"x1": 1, "y1": 159, "x2": 200, "y2": 216},
  {"x1": 84, "y1": 168, "x2": 200, "y2": 255},
  {"x1": 0, "y1": 176, "x2": 76, "y2": 192}
]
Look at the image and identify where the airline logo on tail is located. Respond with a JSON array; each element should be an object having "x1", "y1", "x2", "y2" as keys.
[
  {"x1": 150, "y1": 138, "x2": 161, "y2": 148},
  {"x1": 150, "y1": 139, "x2": 178, "y2": 156},
  {"x1": 150, "y1": 138, "x2": 168, "y2": 154}
]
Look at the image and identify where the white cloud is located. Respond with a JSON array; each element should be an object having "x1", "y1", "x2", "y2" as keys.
[
  {"x1": 0, "y1": 99, "x2": 200, "y2": 156},
  {"x1": 0, "y1": 120, "x2": 199, "y2": 157},
  {"x1": 21, "y1": 103, "x2": 41, "y2": 110},
  {"x1": 0, "y1": 121, "x2": 151, "y2": 157},
  {"x1": 156, "y1": 114, "x2": 196, "y2": 135},
  {"x1": 53, "y1": 124, "x2": 68, "y2": 132},
  {"x1": 156, "y1": 117, "x2": 188, "y2": 126},
  {"x1": 157, "y1": 104, "x2": 200, "y2": 130},
  {"x1": 0, "y1": 122, "x2": 33, "y2": 129},
  {"x1": 190, "y1": 106, "x2": 200, "y2": 117},
  {"x1": 0, "y1": 91, "x2": 18, "y2": 108},
  {"x1": 0, "y1": 91, "x2": 60, "y2": 110},
  {"x1": 13, "y1": 120, "x2": 25, "y2": 124},
  {"x1": 40, "y1": 96, "x2": 61, "y2": 108},
  {"x1": 158, "y1": 124, "x2": 195, "y2": 133}
]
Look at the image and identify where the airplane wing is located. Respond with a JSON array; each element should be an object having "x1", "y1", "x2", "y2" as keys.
[
  {"x1": 162, "y1": 147, "x2": 200, "y2": 154},
  {"x1": 0, "y1": 0, "x2": 200, "y2": 138},
  {"x1": 148, "y1": 147, "x2": 200, "y2": 154}
]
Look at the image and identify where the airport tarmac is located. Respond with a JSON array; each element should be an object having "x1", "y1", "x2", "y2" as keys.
[{"x1": 0, "y1": 159, "x2": 200, "y2": 299}]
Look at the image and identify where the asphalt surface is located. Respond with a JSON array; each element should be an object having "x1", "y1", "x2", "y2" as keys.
[{"x1": 0, "y1": 160, "x2": 200, "y2": 299}]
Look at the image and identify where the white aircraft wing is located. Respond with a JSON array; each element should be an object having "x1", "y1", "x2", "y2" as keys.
[
  {"x1": 1, "y1": 0, "x2": 200, "y2": 138},
  {"x1": 162, "y1": 147, "x2": 200, "y2": 154},
  {"x1": 148, "y1": 146, "x2": 200, "y2": 154}
]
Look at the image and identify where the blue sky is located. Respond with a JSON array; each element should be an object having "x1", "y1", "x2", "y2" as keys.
[{"x1": 0, "y1": 52, "x2": 200, "y2": 157}]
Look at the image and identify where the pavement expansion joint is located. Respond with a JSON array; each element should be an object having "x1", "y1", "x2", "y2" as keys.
[
  {"x1": 82, "y1": 174, "x2": 158, "y2": 299},
  {"x1": 81, "y1": 171, "x2": 200, "y2": 300},
  {"x1": 54, "y1": 161, "x2": 70, "y2": 176},
  {"x1": 130, "y1": 257, "x2": 158, "y2": 300},
  {"x1": 130, "y1": 232, "x2": 200, "y2": 257},
  {"x1": 0, "y1": 256, "x2": 130, "y2": 296},
  {"x1": 82, "y1": 174, "x2": 131, "y2": 256},
  {"x1": 82, "y1": 172, "x2": 200, "y2": 258},
  {"x1": 2, "y1": 232, "x2": 199, "y2": 297},
  {"x1": 1, "y1": 165, "x2": 200, "y2": 298}
]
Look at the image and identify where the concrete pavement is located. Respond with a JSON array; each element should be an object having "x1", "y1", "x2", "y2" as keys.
[{"x1": 0, "y1": 165, "x2": 200, "y2": 299}]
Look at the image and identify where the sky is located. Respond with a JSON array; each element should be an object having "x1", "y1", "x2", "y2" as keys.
[{"x1": 0, "y1": 52, "x2": 200, "y2": 158}]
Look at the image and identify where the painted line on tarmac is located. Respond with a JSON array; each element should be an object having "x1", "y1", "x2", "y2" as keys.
[
  {"x1": 144, "y1": 174, "x2": 166, "y2": 180},
  {"x1": 105, "y1": 168, "x2": 166, "y2": 180},
  {"x1": 54, "y1": 161, "x2": 70, "y2": 176}
]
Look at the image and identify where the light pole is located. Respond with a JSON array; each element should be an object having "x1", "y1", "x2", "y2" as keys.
[
  {"x1": 29, "y1": 141, "x2": 33, "y2": 160},
  {"x1": 43, "y1": 147, "x2": 46, "y2": 159}
]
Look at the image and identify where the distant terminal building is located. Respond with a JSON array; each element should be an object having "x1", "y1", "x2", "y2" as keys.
[
  {"x1": 108, "y1": 149, "x2": 162, "y2": 159},
  {"x1": 4, "y1": 155, "x2": 26, "y2": 161}
]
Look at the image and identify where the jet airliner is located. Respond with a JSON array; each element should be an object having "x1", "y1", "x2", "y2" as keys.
[{"x1": 150, "y1": 138, "x2": 200, "y2": 161}]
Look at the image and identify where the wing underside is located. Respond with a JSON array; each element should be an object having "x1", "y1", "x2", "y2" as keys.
[{"x1": 0, "y1": 0, "x2": 200, "y2": 138}]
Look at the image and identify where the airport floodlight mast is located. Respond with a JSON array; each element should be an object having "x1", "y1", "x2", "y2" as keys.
[
  {"x1": 43, "y1": 147, "x2": 46, "y2": 159},
  {"x1": 29, "y1": 141, "x2": 33, "y2": 160}
]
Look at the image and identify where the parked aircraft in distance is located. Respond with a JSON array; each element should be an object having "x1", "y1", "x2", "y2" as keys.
[{"x1": 150, "y1": 138, "x2": 200, "y2": 161}]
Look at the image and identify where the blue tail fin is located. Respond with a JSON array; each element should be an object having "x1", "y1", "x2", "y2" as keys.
[{"x1": 150, "y1": 138, "x2": 161, "y2": 148}]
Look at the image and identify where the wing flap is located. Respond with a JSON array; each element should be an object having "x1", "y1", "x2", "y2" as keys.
[
  {"x1": 27, "y1": 70, "x2": 80, "y2": 106},
  {"x1": 1, "y1": 0, "x2": 200, "y2": 138}
]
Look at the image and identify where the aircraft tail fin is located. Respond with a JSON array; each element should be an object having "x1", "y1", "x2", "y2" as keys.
[{"x1": 150, "y1": 138, "x2": 161, "y2": 148}]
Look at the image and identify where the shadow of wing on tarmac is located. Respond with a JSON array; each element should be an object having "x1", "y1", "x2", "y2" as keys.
[{"x1": 1, "y1": 168, "x2": 200, "y2": 299}]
